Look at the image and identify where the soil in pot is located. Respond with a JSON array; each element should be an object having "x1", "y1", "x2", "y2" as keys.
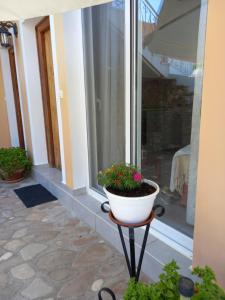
[{"x1": 107, "y1": 182, "x2": 156, "y2": 197}]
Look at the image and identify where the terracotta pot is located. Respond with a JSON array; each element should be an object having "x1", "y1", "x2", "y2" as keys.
[
  {"x1": 103, "y1": 179, "x2": 160, "y2": 224},
  {"x1": 1, "y1": 168, "x2": 25, "y2": 183}
]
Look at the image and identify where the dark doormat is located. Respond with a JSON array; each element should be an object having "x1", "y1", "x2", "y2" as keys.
[{"x1": 14, "y1": 184, "x2": 58, "y2": 208}]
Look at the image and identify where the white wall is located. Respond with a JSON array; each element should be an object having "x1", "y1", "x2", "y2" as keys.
[
  {"x1": 62, "y1": 10, "x2": 89, "y2": 189},
  {"x1": 0, "y1": 49, "x2": 19, "y2": 147},
  {"x1": 18, "y1": 18, "x2": 48, "y2": 165}
]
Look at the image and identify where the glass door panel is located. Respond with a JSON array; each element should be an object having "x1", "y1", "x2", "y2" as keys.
[
  {"x1": 83, "y1": 0, "x2": 125, "y2": 191},
  {"x1": 136, "y1": 0, "x2": 207, "y2": 237}
]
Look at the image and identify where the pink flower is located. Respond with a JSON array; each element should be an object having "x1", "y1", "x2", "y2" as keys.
[{"x1": 133, "y1": 172, "x2": 142, "y2": 183}]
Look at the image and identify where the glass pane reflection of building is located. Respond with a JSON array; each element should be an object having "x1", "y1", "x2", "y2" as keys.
[{"x1": 138, "y1": 0, "x2": 206, "y2": 237}]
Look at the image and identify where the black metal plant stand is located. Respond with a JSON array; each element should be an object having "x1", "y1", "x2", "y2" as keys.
[{"x1": 101, "y1": 202, "x2": 165, "y2": 282}]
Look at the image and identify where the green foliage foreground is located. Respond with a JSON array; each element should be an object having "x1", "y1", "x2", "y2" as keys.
[
  {"x1": 0, "y1": 147, "x2": 32, "y2": 179},
  {"x1": 124, "y1": 261, "x2": 225, "y2": 300}
]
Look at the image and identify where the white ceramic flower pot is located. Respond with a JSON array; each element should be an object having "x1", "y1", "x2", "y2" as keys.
[{"x1": 103, "y1": 179, "x2": 160, "y2": 224}]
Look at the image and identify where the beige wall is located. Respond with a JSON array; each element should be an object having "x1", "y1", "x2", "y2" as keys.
[
  {"x1": 0, "y1": 58, "x2": 11, "y2": 148},
  {"x1": 193, "y1": 0, "x2": 225, "y2": 288}
]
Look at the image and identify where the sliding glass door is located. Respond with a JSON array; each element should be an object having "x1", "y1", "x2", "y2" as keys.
[
  {"x1": 83, "y1": 0, "x2": 207, "y2": 242},
  {"x1": 135, "y1": 0, "x2": 207, "y2": 237},
  {"x1": 82, "y1": 1, "x2": 125, "y2": 191}
]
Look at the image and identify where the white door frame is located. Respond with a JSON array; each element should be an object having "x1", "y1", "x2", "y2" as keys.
[
  {"x1": 49, "y1": 15, "x2": 67, "y2": 184},
  {"x1": 17, "y1": 17, "x2": 66, "y2": 185}
]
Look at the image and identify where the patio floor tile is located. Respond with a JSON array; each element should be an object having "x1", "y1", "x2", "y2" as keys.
[{"x1": 0, "y1": 178, "x2": 141, "y2": 299}]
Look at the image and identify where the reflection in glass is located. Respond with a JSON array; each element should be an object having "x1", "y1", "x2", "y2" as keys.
[
  {"x1": 83, "y1": 1, "x2": 125, "y2": 190},
  {"x1": 136, "y1": 0, "x2": 207, "y2": 237}
]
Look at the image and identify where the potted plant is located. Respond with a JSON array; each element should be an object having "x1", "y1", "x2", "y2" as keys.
[
  {"x1": 98, "y1": 163, "x2": 159, "y2": 224},
  {"x1": 0, "y1": 147, "x2": 32, "y2": 183},
  {"x1": 123, "y1": 260, "x2": 225, "y2": 300}
]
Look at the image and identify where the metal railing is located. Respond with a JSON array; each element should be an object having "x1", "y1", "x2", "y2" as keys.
[
  {"x1": 169, "y1": 58, "x2": 194, "y2": 76},
  {"x1": 112, "y1": 0, "x2": 159, "y2": 24},
  {"x1": 112, "y1": 0, "x2": 193, "y2": 77},
  {"x1": 139, "y1": 0, "x2": 159, "y2": 25},
  {"x1": 111, "y1": 0, "x2": 124, "y2": 9}
]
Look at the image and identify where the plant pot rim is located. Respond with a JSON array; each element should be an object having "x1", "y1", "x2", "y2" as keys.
[
  {"x1": 103, "y1": 179, "x2": 160, "y2": 200},
  {"x1": 1, "y1": 176, "x2": 25, "y2": 184},
  {"x1": 0, "y1": 168, "x2": 25, "y2": 183}
]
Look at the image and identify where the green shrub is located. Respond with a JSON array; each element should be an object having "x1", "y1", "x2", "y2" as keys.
[
  {"x1": 192, "y1": 266, "x2": 225, "y2": 300},
  {"x1": 124, "y1": 261, "x2": 225, "y2": 300},
  {"x1": 98, "y1": 163, "x2": 143, "y2": 191},
  {"x1": 0, "y1": 147, "x2": 32, "y2": 179},
  {"x1": 124, "y1": 260, "x2": 180, "y2": 300}
]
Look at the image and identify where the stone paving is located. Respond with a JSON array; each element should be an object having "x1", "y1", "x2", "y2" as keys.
[{"x1": 0, "y1": 178, "x2": 149, "y2": 300}]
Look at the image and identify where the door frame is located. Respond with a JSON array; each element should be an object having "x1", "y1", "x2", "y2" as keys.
[
  {"x1": 8, "y1": 47, "x2": 25, "y2": 149},
  {"x1": 36, "y1": 16, "x2": 56, "y2": 166}
]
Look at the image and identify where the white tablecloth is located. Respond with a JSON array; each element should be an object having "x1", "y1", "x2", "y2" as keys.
[{"x1": 170, "y1": 145, "x2": 190, "y2": 195}]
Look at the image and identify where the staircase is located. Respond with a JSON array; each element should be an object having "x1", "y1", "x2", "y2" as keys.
[
  {"x1": 140, "y1": 0, "x2": 194, "y2": 78},
  {"x1": 111, "y1": 0, "x2": 195, "y2": 79}
]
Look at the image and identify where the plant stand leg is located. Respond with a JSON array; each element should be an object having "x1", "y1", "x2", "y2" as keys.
[
  {"x1": 117, "y1": 224, "x2": 151, "y2": 281},
  {"x1": 129, "y1": 227, "x2": 136, "y2": 278},
  {"x1": 136, "y1": 223, "x2": 150, "y2": 281},
  {"x1": 117, "y1": 225, "x2": 132, "y2": 277}
]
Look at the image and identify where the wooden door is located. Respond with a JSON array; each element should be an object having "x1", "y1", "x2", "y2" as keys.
[
  {"x1": 8, "y1": 47, "x2": 25, "y2": 148},
  {"x1": 36, "y1": 17, "x2": 61, "y2": 168}
]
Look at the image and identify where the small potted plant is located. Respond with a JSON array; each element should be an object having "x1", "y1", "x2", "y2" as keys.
[
  {"x1": 0, "y1": 147, "x2": 32, "y2": 183},
  {"x1": 98, "y1": 163, "x2": 159, "y2": 224}
]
